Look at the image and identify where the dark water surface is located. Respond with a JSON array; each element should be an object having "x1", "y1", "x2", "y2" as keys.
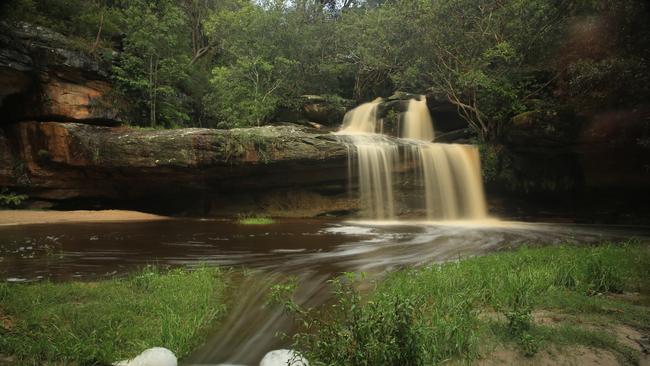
[{"x1": 1, "y1": 218, "x2": 649, "y2": 365}]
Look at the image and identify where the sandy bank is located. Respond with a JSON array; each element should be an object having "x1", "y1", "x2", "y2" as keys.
[{"x1": 0, "y1": 210, "x2": 170, "y2": 226}]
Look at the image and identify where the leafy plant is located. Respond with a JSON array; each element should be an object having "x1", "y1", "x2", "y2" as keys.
[
  {"x1": 519, "y1": 332, "x2": 539, "y2": 357},
  {"x1": 0, "y1": 188, "x2": 28, "y2": 208},
  {"x1": 281, "y1": 273, "x2": 424, "y2": 366}
]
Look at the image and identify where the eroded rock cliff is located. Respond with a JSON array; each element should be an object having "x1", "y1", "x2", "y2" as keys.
[
  {"x1": 0, "y1": 21, "x2": 122, "y2": 124},
  {"x1": 0, "y1": 122, "x2": 351, "y2": 213}
]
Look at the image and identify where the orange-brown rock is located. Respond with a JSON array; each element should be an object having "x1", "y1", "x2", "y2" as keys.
[
  {"x1": 20, "y1": 73, "x2": 119, "y2": 123},
  {"x1": 0, "y1": 21, "x2": 122, "y2": 125}
]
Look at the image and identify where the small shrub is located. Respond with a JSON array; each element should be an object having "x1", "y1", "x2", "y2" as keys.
[
  {"x1": 505, "y1": 307, "x2": 533, "y2": 335},
  {"x1": 0, "y1": 188, "x2": 28, "y2": 208},
  {"x1": 498, "y1": 267, "x2": 537, "y2": 336},
  {"x1": 269, "y1": 279, "x2": 301, "y2": 314},
  {"x1": 279, "y1": 273, "x2": 424, "y2": 366},
  {"x1": 519, "y1": 332, "x2": 539, "y2": 357}
]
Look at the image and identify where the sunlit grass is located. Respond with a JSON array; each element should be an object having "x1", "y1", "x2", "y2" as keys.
[{"x1": 0, "y1": 266, "x2": 229, "y2": 365}]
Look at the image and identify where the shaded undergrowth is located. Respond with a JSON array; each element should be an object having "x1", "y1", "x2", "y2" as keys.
[
  {"x1": 276, "y1": 241, "x2": 650, "y2": 365},
  {"x1": 0, "y1": 266, "x2": 229, "y2": 365}
]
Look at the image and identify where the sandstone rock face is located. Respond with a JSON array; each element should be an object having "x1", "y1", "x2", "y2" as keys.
[
  {"x1": 19, "y1": 71, "x2": 118, "y2": 123},
  {"x1": 2, "y1": 122, "x2": 351, "y2": 212},
  {"x1": 0, "y1": 21, "x2": 122, "y2": 124},
  {"x1": 0, "y1": 23, "x2": 34, "y2": 108}
]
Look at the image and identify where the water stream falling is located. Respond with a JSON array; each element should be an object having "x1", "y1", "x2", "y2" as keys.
[
  {"x1": 336, "y1": 100, "x2": 398, "y2": 219},
  {"x1": 339, "y1": 97, "x2": 383, "y2": 134},
  {"x1": 337, "y1": 95, "x2": 487, "y2": 220},
  {"x1": 402, "y1": 97, "x2": 435, "y2": 141}
]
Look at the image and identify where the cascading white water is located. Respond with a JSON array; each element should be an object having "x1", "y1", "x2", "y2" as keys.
[
  {"x1": 402, "y1": 97, "x2": 435, "y2": 141},
  {"x1": 337, "y1": 100, "x2": 398, "y2": 219},
  {"x1": 339, "y1": 98, "x2": 383, "y2": 134},
  {"x1": 415, "y1": 144, "x2": 487, "y2": 220},
  {"x1": 337, "y1": 96, "x2": 487, "y2": 220},
  {"x1": 353, "y1": 135, "x2": 398, "y2": 220}
]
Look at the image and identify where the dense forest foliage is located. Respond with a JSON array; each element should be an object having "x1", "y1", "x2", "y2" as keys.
[{"x1": 1, "y1": 0, "x2": 649, "y2": 139}]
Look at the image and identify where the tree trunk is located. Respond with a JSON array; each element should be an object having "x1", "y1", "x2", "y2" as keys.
[
  {"x1": 189, "y1": 46, "x2": 210, "y2": 65},
  {"x1": 90, "y1": 11, "x2": 105, "y2": 55},
  {"x1": 153, "y1": 57, "x2": 159, "y2": 127},
  {"x1": 149, "y1": 55, "x2": 154, "y2": 127}
]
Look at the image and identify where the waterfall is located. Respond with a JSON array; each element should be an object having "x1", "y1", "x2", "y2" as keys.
[
  {"x1": 337, "y1": 101, "x2": 398, "y2": 219},
  {"x1": 415, "y1": 144, "x2": 487, "y2": 220},
  {"x1": 353, "y1": 135, "x2": 398, "y2": 220},
  {"x1": 337, "y1": 96, "x2": 487, "y2": 221},
  {"x1": 402, "y1": 97, "x2": 435, "y2": 141},
  {"x1": 339, "y1": 98, "x2": 383, "y2": 134}
]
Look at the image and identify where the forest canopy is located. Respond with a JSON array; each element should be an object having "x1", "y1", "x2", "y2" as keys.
[{"x1": 1, "y1": 0, "x2": 648, "y2": 139}]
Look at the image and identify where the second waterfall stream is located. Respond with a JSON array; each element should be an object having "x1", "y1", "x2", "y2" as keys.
[{"x1": 336, "y1": 96, "x2": 487, "y2": 220}]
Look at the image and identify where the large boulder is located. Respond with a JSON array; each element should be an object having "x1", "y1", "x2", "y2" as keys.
[{"x1": 0, "y1": 21, "x2": 123, "y2": 124}]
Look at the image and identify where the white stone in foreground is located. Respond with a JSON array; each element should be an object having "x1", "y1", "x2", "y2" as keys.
[
  {"x1": 260, "y1": 349, "x2": 309, "y2": 366},
  {"x1": 113, "y1": 347, "x2": 177, "y2": 366}
]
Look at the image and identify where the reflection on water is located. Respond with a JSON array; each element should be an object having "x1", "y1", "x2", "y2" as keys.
[{"x1": 1, "y1": 219, "x2": 649, "y2": 364}]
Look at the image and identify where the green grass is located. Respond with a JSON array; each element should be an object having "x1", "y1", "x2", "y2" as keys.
[
  {"x1": 237, "y1": 216, "x2": 275, "y2": 225},
  {"x1": 281, "y1": 241, "x2": 650, "y2": 366},
  {"x1": 0, "y1": 266, "x2": 229, "y2": 365}
]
